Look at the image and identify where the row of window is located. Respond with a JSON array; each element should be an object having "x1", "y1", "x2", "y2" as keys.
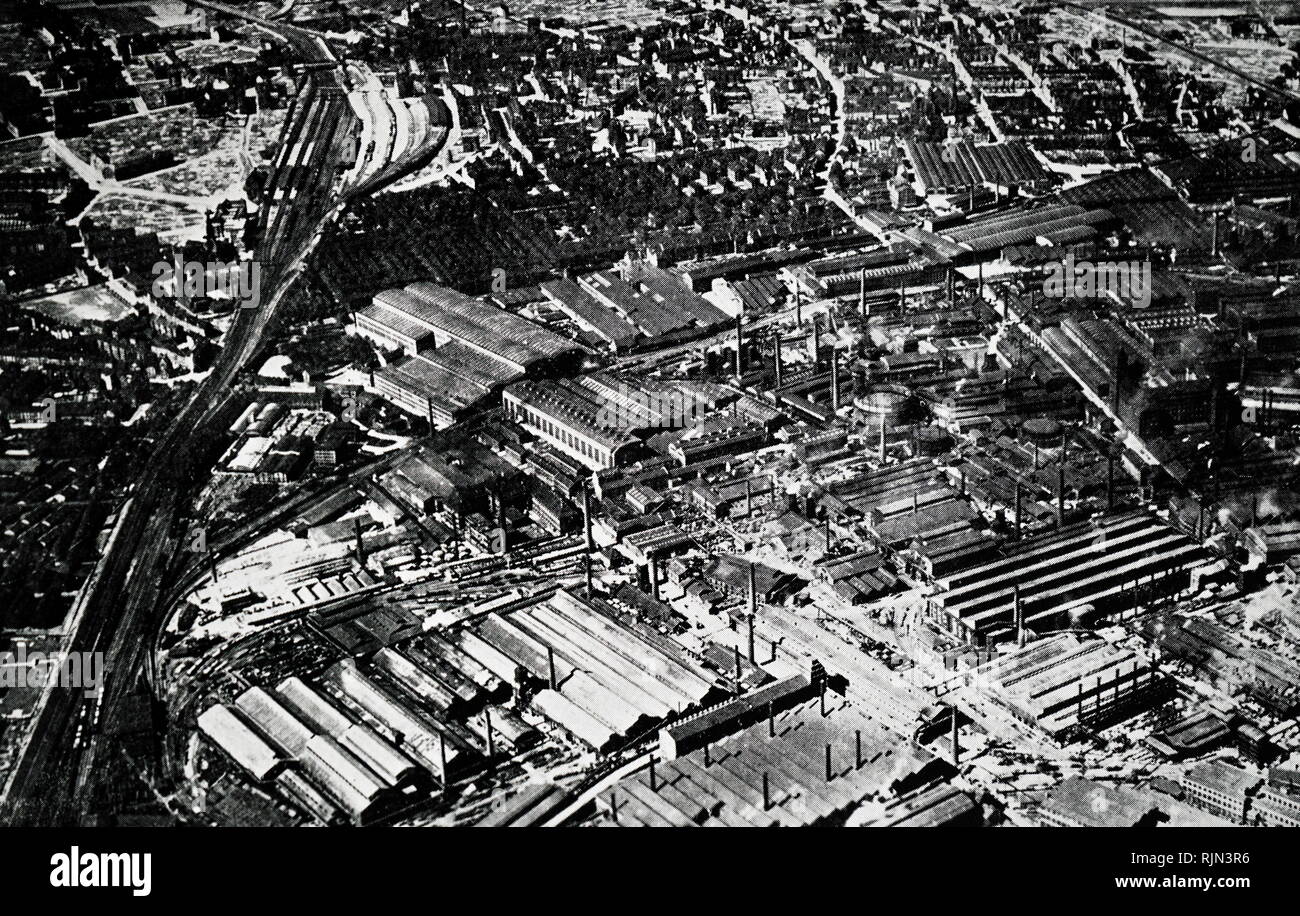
[{"x1": 509, "y1": 400, "x2": 609, "y2": 466}]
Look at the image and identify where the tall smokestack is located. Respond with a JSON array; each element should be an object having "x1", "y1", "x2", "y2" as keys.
[
  {"x1": 1014, "y1": 582, "x2": 1024, "y2": 648},
  {"x1": 354, "y1": 517, "x2": 364, "y2": 565},
  {"x1": 747, "y1": 613, "x2": 756, "y2": 663},
  {"x1": 548, "y1": 646, "x2": 557, "y2": 690},
  {"x1": 830, "y1": 352, "x2": 840, "y2": 412},
  {"x1": 584, "y1": 553, "x2": 593, "y2": 594},
  {"x1": 1014, "y1": 481, "x2": 1023, "y2": 539},
  {"x1": 810, "y1": 314, "x2": 820, "y2": 364},
  {"x1": 734, "y1": 645, "x2": 742, "y2": 683},
  {"x1": 485, "y1": 706, "x2": 495, "y2": 763},
  {"x1": 650, "y1": 558, "x2": 660, "y2": 601},
  {"x1": 773, "y1": 335, "x2": 783, "y2": 389},
  {"x1": 582, "y1": 484, "x2": 593, "y2": 552},
  {"x1": 859, "y1": 268, "x2": 866, "y2": 318},
  {"x1": 950, "y1": 708, "x2": 959, "y2": 767},
  {"x1": 747, "y1": 560, "x2": 757, "y2": 616},
  {"x1": 879, "y1": 421, "x2": 886, "y2": 461}
]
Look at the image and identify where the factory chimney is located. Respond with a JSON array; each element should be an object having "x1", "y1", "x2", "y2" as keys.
[
  {"x1": 354, "y1": 517, "x2": 364, "y2": 565},
  {"x1": 581, "y1": 483, "x2": 594, "y2": 553},
  {"x1": 950, "y1": 708, "x2": 960, "y2": 767},
  {"x1": 830, "y1": 352, "x2": 841, "y2": 413},
  {"x1": 547, "y1": 646, "x2": 557, "y2": 690},
  {"x1": 1014, "y1": 582, "x2": 1025, "y2": 648},
  {"x1": 795, "y1": 285, "x2": 803, "y2": 327},
  {"x1": 746, "y1": 560, "x2": 757, "y2": 616},
  {"x1": 1014, "y1": 481, "x2": 1023, "y2": 539},
  {"x1": 859, "y1": 268, "x2": 867, "y2": 318},
  {"x1": 810, "y1": 314, "x2": 820, "y2": 364},
  {"x1": 773, "y1": 335, "x2": 783, "y2": 389}
]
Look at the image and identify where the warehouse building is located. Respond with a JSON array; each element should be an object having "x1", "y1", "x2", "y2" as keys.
[
  {"x1": 453, "y1": 589, "x2": 723, "y2": 752},
  {"x1": 197, "y1": 704, "x2": 285, "y2": 783},
  {"x1": 970, "y1": 634, "x2": 1166, "y2": 739},
  {"x1": 932, "y1": 512, "x2": 1207, "y2": 645},
  {"x1": 595, "y1": 695, "x2": 949, "y2": 826},
  {"x1": 1181, "y1": 760, "x2": 1261, "y2": 824},
  {"x1": 353, "y1": 282, "x2": 584, "y2": 424},
  {"x1": 206, "y1": 684, "x2": 423, "y2": 825},
  {"x1": 323, "y1": 659, "x2": 469, "y2": 784}
]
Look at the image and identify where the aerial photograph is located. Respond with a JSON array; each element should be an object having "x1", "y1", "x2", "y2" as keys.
[{"x1": 0, "y1": 0, "x2": 1297, "y2": 888}]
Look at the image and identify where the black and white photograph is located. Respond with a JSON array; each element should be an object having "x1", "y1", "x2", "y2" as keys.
[{"x1": 0, "y1": 0, "x2": 1296, "y2": 898}]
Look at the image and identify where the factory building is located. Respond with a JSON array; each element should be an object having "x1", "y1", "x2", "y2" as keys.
[
  {"x1": 450, "y1": 589, "x2": 724, "y2": 752},
  {"x1": 970, "y1": 634, "x2": 1166, "y2": 740},
  {"x1": 1181, "y1": 760, "x2": 1261, "y2": 824},
  {"x1": 353, "y1": 282, "x2": 584, "y2": 425},
  {"x1": 595, "y1": 695, "x2": 950, "y2": 826},
  {"x1": 196, "y1": 682, "x2": 439, "y2": 825},
  {"x1": 932, "y1": 513, "x2": 1207, "y2": 645},
  {"x1": 197, "y1": 705, "x2": 285, "y2": 783},
  {"x1": 502, "y1": 376, "x2": 653, "y2": 471}
]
